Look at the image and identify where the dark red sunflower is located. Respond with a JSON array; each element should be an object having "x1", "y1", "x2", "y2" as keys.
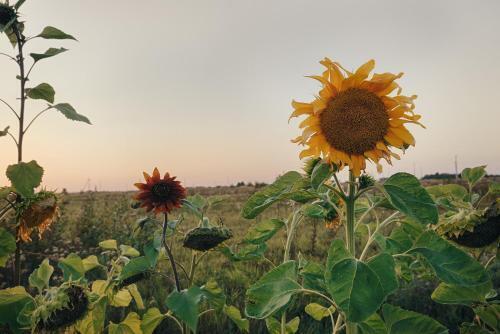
[{"x1": 134, "y1": 168, "x2": 186, "y2": 214}]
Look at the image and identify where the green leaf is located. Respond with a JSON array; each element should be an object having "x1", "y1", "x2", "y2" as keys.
[
  {"x1": 26, "y1": 83, "x2": 55, "y2": 103},
  {"x1": 243, "y1": 219, "x2": 284, "y2": 244},
  {"x1": 74, "y1": 297, "x2": 107, "y2": 334},
  {"x1": 382, "y1": 173, "x2": 438, "y2": 225},
  {"x1": 426, "y1": 184, "x2": 468, "y2": 201},
  {"x1": 489, "y1": 182, "x2": 500, "y2": 195},
  {"x1": 0, "y1": 126, "x2": 9, "y2": 137},
  {"x1": 461, "y1": 166, "x2": 486, "y2": 188},
  {"x1": 28, "y1": 259, "x2": 53, "y2": 293},
  {"x1": 409, "y1": 230, "x2": 489, "y2": 286},
  {"x1": 30, "y1": 47, "x2": 68, "y2": 63},
  {"x1": 367, "y1": 253, "x2": 398, "y2": 297},
  {"x1": 241, "y1": 171, "x2": 303, "y2": 219},
  {"x1": 266, "y1": 316, "x2": 300, "y2": 334},
  {"x1": 431, "y1": 280, "x2": 493, "y2": 305},
  {"x1": 201, "y1": 279, "x2": 226, "y2": 311},
  {"x1": 144, "y1": 238, "x2": 161, "y2": 267},
  {"x1": 224, "y1": 305, "x2": 249, "y2": 333},
  {"x1": 219, "y1": 243, "x2": 267, "y2": 262},
  {"x1": 245, "y1": 261, "x2": 301, "y2": 319},
  {"x1": 37, "y1": 26, "x2": 77, "y2": 40},
  {"x1": 383, "y1": 221, "x2": 423, "y2": 255},
  {"x1": 359, "y1": 313, "x2": 388, "y2": 334},
  {"x1": 109, "y1": 312, "x2": 142, "y2": 334},
  {"x1": 301, "y1": 203, "x2": 327, "y2": 219},
  {"x1": 110, "y1": 288, "x2": 132, "y2": 307},
  {"x1": 305, "y1": 303, "x2": 335, "y2": 321},
  {"x1": 6, "y1": 160, "x2": 44, "y2": 197},
  {"x1": 141, "y1": 308, "x2": 166, "y2": 334},
  {"x1": 53, "y1": 103, "x2": 91, "y2": 124},
  {"x1": 299, "y1": 257, "x2": 327, "y2": 293},
  {"x1": 118, "y1": 256, "x2": 151, "y2": 281},
  {"x1": 120, "y1": 245, "x2": 140, "y2": 257},
  {"x1": 382, "y1": 304, "x2": 448, "y2": 334},
  {"x1": 82, "y1": 255, "x2": 100, "y2": 272},
  {"x1": 311, "y1": 161, "x2": 333, "y2": 190},
  {"x1": 474, "y1": 304, "x2": 500, "y2": 332},
  {"x1": 58, "y1": 253, "x2": 85, "y2": 281},
  {"x1": 165, "y1": 286, "x2": 204, "y2": 333},
  {"x1": 325, "y1": 240, "x2": 385, "y2": 323},
  {"x1": 0, "y1": 228, "x2": 16, "y2": 267},
  {"x1": 0, "y1": 287, "x2": 34, "y2": 334},
  {"x1": 99, "y1": 239, "x2": 117, "y2": 250}
]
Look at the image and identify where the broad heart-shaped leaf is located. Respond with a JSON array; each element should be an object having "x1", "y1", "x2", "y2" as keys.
[
  {"x1": 26, "y1": 83, "x2": 55, "y2": 103},
  {"x1": 166, "y1": 286, "x2": 204, "y2": 333},
  {"x1": 6, "y1": 160, "x2": 44, "y2": 198},
  {"x1": 110, "y1": 289, "x2": 132, "y2": 307},
  {"x1": 245, "y1": 261, "x2": 302, "y2": 319},
  {"x1": 408, "y1": 230, "x2": 489, "y2": 286},
  {"x1": 223, "y1": 305, "x2": 249, "y2": 333},
  {"x1": 310, "y1": 161, "x2": 333, "y2": 190},
  {"x1": 118, "y1": 256, "x2": 151, "y2": 281},
  {"x1": 325, "y1": 240, "x2": 386, "y2": 323},
  {"x1": 30, "y1": 47, "x2": 68, "y2": 63},
  {"x1": 241, "y1": 171, "x2": 304, "y2": 219},
  {"x1": 0, "y1": 286, "x2": 34, "y2": 334},
  {"x1": 58, "y1": 253, "x2": 86, "y2": 281},
  {"x1": 305, "y1": 303, "x2": 335, "y2": 321},
  {"x1": 431, "y1": 280, "x2": 493, "y2": 305},
  {"x1": 108, "y1": 312, "x2": 142, "y2": 334},
  {"x1": 359, "y1": 313, "x2": 387, "y2": 334},
  {"x1": 141, "y1": 308, "x2": 166, "y2": 334},
  {"x1": 382, "y1": 173, "x2": 438, "y2": 225},
  {"x1": 243, "y1": 218, "x2": 284, "y2": 244},
  {"x1": 461, "y1": 166, "x2": 486, "y2": 188},
  {"x1": 382, "y1": 304, "x2": 448, "y2": 334},
  {"x1": 201, "y1": 279, "x2": 226, "y2": 311},
  {"x1": 0, "y1": 228, "x2": 16, "y2": 267},
  {"x1": 299, "y1": 257, "x2": 327, "y2": 294},
  {"x1": 382, "y1": 221, "x2": 423, "y2": 255},
  {"x1": 28, "y1": 259, "x2": 53, "y2": 293},
  {"x1": 127, "y1": 284, "x2": 144, "y2": 310},
  {"x1": 53, "y1": 103, "x2": 91, "y2": 124},
  {"x1": 366, "y1": 253, "x2": 398, "y2": 297},
  {"x1": 37, "y1": 26, "x2": 77, "y2": 40}
]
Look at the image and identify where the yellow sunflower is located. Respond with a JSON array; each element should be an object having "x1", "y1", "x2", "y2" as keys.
[{"x1": 290, "y1": 58, "x2": 423, "y2": 176}]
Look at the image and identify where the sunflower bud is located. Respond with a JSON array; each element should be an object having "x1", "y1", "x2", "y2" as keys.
[
  {"x1": 0, "y1": 3, "x2": 17, "y2": 30},
  {"x1": 358, "y1": 174, "x2": 375, "y2": 190},
  {"x1": 183, "y1": 226, "x2": 233, "y2": 251}
]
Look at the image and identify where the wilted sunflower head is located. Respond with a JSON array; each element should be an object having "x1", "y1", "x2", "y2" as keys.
[
  {"x1": 17, "y1": 191, "x2": 59, "y2": 242},
  {"x1": 290, "y1": 58, "x2": 424, "y2": 176},
  {"x1": 0, "y1": 3, "x2": 17, "y2": 30},
  {"x1": 134, "y1": 168, "x2": 187, "y2": 214},
  {"x1": 183, "y1": 226, "x2": 233, "y2": 251}
]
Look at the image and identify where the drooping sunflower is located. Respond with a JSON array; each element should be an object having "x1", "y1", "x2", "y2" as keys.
[
  {"x1": 18, "y1": 192, "x2": 59, "y2": 242},
  {"x1": 0, "y1": 3, "x2": 17, "y2": 30},
  {"x1": 290, "y1": 58, "x2": 423, "y2": 176},
  {"x1": 134, "y1": 168, "x2": 187, "y2": 214}
]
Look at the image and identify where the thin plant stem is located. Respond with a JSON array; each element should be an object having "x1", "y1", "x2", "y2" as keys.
[
  {"x1": 0, "y1": 98, "x2": 19, "y2": 119},
  {"x1": 359, "y1": 211, "x2": 400, "y2": 261},
  {"x1": 188, "y1": 252, "x2": 197, "y2": 286},
  {"x1": 7, "y1": 132, "x2": 18, "y2": 145},
  {"x1": 345, "y1": 171, "x2": 357, "y2": 334},
  {"x1": 162, "y1": 213, "x2": 182, "y2": 292},
  {"x1": 165, "y1": 312, "x2": 184, "y2": 334},
  {"x1": 280, "y1": 312, "x2": 287, "y2": 334},
  {"x1": 333, "y1": 314, "x2": 343, "y2": 334},
  {"x1": 300, "y1": 289, "x2": 337, "y2": 308},
  {"x1": 23, "y1": 106, "x2": 52, "y2": 134}
]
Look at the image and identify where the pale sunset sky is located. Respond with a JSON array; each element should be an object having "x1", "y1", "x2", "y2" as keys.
[{"x1": 1, "y1": 0, "x2": 499, "y2": 191}]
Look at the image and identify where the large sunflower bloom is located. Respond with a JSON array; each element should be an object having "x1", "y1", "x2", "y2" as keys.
[
  {"x1": 290, "y1": 58, "x2": 423, "y2": 176},
  {"x1": 134, "y1": 168, "x2": 186, "y2": 214}
]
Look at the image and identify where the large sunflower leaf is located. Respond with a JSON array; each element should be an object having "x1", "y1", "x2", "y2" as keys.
[
  {"x1": 0, "y1": 287, "x2": 34, "y2": 334},
  {"x1": 461, "y1": 166, "x2": 487, "y2": 188},
  {"x1": 382, "y1": 304, "x2": 448, "y2": 334},
  {"x1": 0, "y1": 228, "x2": 16, "y2": 267},
  {"x1": 53, "y1": 103, "x2": 91, "y2": 124},
  {"x1": 431, "y1": 280, "x2": 493, "y2": 305},
  {"x1": 243, "y1": 218, "x2": 285, "y2": 244},
  {"x1": 382, "y1": 173, "x2": 438, "y2": 225},
  {"x1": 58, "y1": 253, "x2": 86, "y2": 281},
  {"x1": 245, "y1": 261, "x2": 301, "y2": 319},
  {"x1": 141, "y1": 308, "x2": 166, "y2": 334},
  {"x1": 28, "y1": 258, "x2": 53, "y2": 293},
  {"x1": 165, "y1": 286, "x2": 204, "y2": 333},
  {"x1": 241, "y1": 171, "x2": 303, "y2": 219},
  {"x1": 6, "y1": 160, "x2": 44, "y2": 198},
  {"x1": 408, "y1": 230, "x2": 489, "y2": 286},
  {"x1": 30, "y1": 47, "x2": 68, "y2": 63},
  {"x1": 108, "y1": 312, "x2": 142, "y2": 334},
  {"x1": 310, "y1": 161, "x2": 333, "y2": 190},
  {"x1": 358, "y1": 313, "x2": 387, "y2": 334},
  {"x1": 223, "y1": 305, "x2": 249, "y2": 333},
  {"x1": 324, "y1": 240, "x2": 386, "y2": 323}
]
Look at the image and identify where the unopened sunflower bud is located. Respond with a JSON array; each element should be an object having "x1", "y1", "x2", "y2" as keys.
[
  {"x1": 358, "y1": 174, "x2": 375, "y2": 190},
  {"x1": 0, "y1": 3, "x2": 16, "y2": 29}
]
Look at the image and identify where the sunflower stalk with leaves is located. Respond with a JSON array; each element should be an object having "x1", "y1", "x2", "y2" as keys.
[
  {"x1": 0, "y1": 0, "x2": 91, "y2": 286},
  {"x1": 234, "y1": 58, "x2": 498, "y2": 334}
]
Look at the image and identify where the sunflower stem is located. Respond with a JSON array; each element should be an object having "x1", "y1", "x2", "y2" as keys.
[
  {"x1": 162, "y1": 213, "x2": 182, "y2": 292},
  {"x1": 345, "y1": 171, "x2": 357, "y2": 334}
]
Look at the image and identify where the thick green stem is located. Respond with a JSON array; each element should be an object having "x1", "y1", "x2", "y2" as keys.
[
  {"x1": 345, "y1": 171, "x2": 357, "y2": 334},
  {"x1": 162, "y1": 213, "x2": 182, "y2": 292}
]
